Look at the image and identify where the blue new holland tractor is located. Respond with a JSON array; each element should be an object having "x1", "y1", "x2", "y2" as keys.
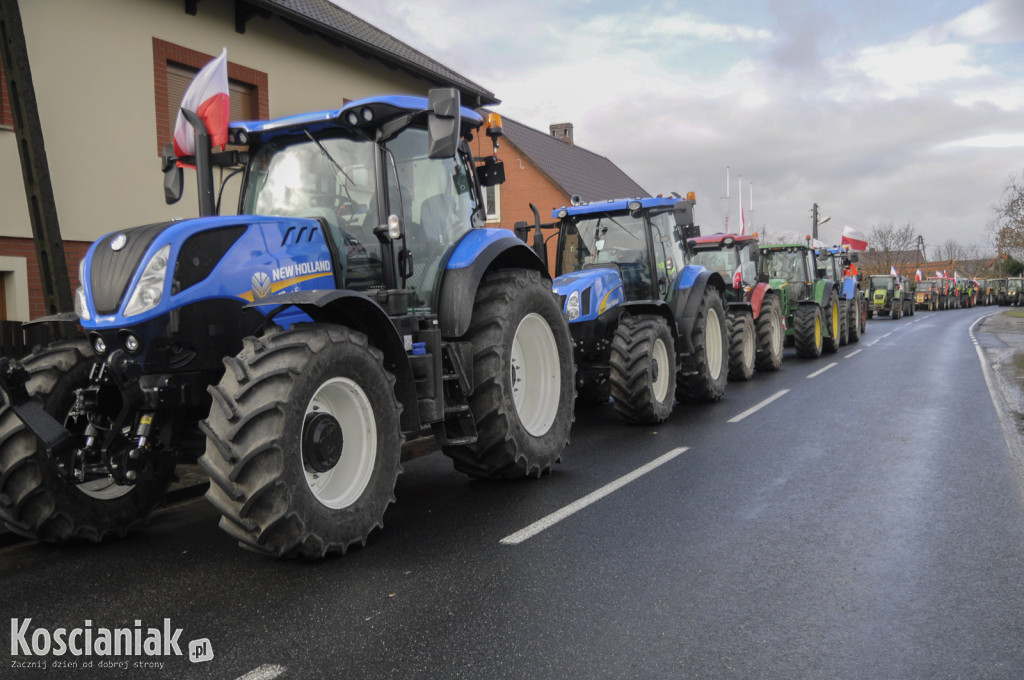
[
  {"x1": 0, "y1": 89, "x2": 575, "y2": 557},
  {"x1": 544, "y1": 195, "x2": 728, "y2": 425}
]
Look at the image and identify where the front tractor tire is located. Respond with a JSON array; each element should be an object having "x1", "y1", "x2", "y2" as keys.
[
  {"x1": 443, "y1": 269, "x2": 574, "y2": 479},
  {"x1": 726, "y1": 310, "x2": 756, "y2": 381},
  {"x1": 199, "y1": 325, "x2": 402, "y2": 558},
  {"x1": 676, "y1": 288, "x2": 728, "y2": 403},
  {"x1": 754, "y1": 294, "x2": 784, "y2": 372},
  {"x1": 0, "y1": 340, "x2": 172, "y2": 543},
  {"x1": 609, "y1": 315, "x2": 677, "y2": 424},
  {"x1": 794, "y1": 304, "x2": 824, "y2": 358}
]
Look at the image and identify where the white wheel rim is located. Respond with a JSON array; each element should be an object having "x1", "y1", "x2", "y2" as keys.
[
  {"x1": 742, "y1": 323, "x2": 755, "y2": 367},
  {"x1": 652, "y1": 336, "x2": 670, "y2": 402},
  {"x1": 510, "y1": 313, "x2": 560, "y2": 437},
  {"x1": 302, "y1": 377, "x2": 376, "y2": 509},
  {"x1": 706, "y1": 307, "x2": 723, "y2": 381}
]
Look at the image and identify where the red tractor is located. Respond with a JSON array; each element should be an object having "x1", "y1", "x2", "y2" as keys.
[{"x1": 687, "y1": 233, "x2": 784, "y2": 379}]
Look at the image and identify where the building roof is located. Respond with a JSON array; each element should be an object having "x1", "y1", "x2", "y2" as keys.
[
  {"x1": 248, "y1": 0, "x2": 498, "y2": 106},
  {"x1": 499, "y1": 116, "x2": 649, "y2": 202}
]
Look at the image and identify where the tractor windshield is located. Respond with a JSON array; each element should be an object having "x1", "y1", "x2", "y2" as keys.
[
  {"x1": 869, "y1": 276, "x2": 894, "y2": 291},
  {"x1": 560, "y1": 212, "x2": 651, "y2": 300},
  {"x1": 690, "y1": 247, "x2": 739, "y2": 279},
  {"x1": 762, "y1": 249, "x2": 808, "y2": 283},
  {"x1": 241, "y1": 131, "x2": 386, "y2": 290}
]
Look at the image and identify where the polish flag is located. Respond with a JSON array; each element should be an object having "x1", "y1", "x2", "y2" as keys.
[
  {"x1": 936, "y1": 270, "x2": 944, "y2": 279},
  {"x1": 733, "y1": 265, "x2": 743, "y2": 289},
  {"x1": 915, "y1": 269, "x2": 923, "y2": 282},
  {"x1": 890, "y1": 266, "x2": 898, "y2": 278},
  {"x1": 173, "y1": 48, "x2": 230, "y2": 160},
  {"x1": 840, "y1": 225, "x2": 868, "y2": 251}
]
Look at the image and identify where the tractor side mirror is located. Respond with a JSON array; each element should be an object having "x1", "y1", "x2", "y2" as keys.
[
  {"x1": 427, "y1": 88, "x2": 461, "y2": 159},
  {"x1": 161, "y1": 143, "x2": 183, "y2": 205}
]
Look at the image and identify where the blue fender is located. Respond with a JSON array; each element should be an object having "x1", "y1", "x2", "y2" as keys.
[{"x1": 437, "y1": 228, "x2": 549, "y2": 337}]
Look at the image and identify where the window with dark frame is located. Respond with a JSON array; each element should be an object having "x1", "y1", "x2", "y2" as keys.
[{"x1": 153, "y1": 38, "x2": 268, "y2": 155}]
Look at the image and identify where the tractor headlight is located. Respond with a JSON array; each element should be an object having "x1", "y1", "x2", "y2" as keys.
[
  {"x1": 73, "y1": 258, "x2": 90, "y2": 321},
  {"x1": 566, "y1": 289, "x2": 581, "y2": 321},
  {"x1": 123, "y1": 245, "x2": 171, "y2": 318}
]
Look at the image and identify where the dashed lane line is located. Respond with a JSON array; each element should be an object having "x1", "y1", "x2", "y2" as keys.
[
  {"x1": 500, "y1": 447, "x2": 689, "y2": 545},
  {"x1": 845, "y1": 349, "x2": 863, "y2": 358},
  {"x1": 727, "y1": 390, "x2": 790, "y2": 423},
  {"x1": 806, "y1": 362, "x2": 838, "y2": 379}
]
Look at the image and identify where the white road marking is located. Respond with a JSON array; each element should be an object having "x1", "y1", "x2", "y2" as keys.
[
  {"x1": 845, "y1": 349, "x2": 863, "y2": 358},
  {"x1": 806, "y1": 362, "x2": 837, "y2": 379},
  {"x1": 881, "y1": 332, "x2": 893, "y2": 339},
  {"x1": 727, "y1": 390, "x2": 790, "y2": 423},
  {"x1": 236, "y1": 665, "x2": 287, "y2": 680},
  {"x1": 500, "y1": 447, "x2": 689, "y2": 545},
  {"x1": 969, "y1": 313, "x2": 1016, "y2": 455}
]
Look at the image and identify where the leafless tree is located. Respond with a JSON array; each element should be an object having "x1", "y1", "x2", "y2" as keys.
[
  {"x1": 869, "y1": 221, "x2": 921, "y2": 271},
  {"x1": 990, "y1": 171, "x2": 1024, "y2": 259}
]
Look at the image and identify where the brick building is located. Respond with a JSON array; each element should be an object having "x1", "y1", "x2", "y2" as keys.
[
  {"x1": 469, "y1": 115, "x2": 648, "y2": 268},
  {"x1": 1, "y1": 0, "x2": 495, "y2": 324}
]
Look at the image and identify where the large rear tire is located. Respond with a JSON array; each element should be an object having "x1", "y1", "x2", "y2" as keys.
[
  {"x1": 726, "y1": 310, "x2": 755, "y2": 381},
  {"x1": 200, "y1": 325, "x2": 402, "y2": 558},
  {"x1": 0, "y1": 341, "x2": 172, "y2": 543},
  {"x1": 676, "y1": 288, "x2": 728, "y2": 403},
  {"x1": 609, "y1": 315, "x2": 676, "y2": 424},
  {"x1": 754, "y1": 294, "x2": 784, "y2": 372},
  {"x1": 443, "y1": 269, "x2": 574, "y2": 478},
  {"x1": 794, "y1": 304, "x2": 823, "y2": 358}
]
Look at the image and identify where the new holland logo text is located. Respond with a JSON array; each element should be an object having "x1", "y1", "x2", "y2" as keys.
[
  {"x1": 272, "y1": 259, "x2": 331, "y2": 282},
  {"x1": 9, "y1": 618, "x2": 212, "y2": 663}
]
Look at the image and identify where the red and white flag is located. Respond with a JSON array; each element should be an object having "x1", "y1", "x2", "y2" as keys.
[
  {"x1": 890, "y1": 266, "x2": 898, "y2": 278},
  {"x1": 173, "y1": 48, "x2": 230, "y2": 160},
  {"x1": 840, "y1": 225, "x2": 868, "y2": 251},
  {"x1": 936, "y1": 270, "x2": 944, "y2": 279},
  {"x1": 915, "y1": 269, "x2": 923, "y2": 282}
]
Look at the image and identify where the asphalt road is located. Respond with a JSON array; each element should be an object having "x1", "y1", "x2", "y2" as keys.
[{"x1": 3, "y1": 306, "x2": 1024, "y2": 679}]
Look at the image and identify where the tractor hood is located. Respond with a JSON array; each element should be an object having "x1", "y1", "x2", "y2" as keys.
[
  {"x1": 75, "y1": 215, "x2": 335, "y2": 328},
  {"x1": 551, "y1": 268, "x2": 625, "y2": 323}
]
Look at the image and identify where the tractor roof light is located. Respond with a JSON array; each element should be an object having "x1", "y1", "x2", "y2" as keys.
[
  {"x1": 345, "y1": 111, "x2": 360, "y2": 126},
  {"x1": 686, "y1": 191, "x2": 696, "y2": 202},
  {"x1": 361, "y1": 106, "x2": 374, "y2": 123},
  {"x1": 486, "y1": 113, "x2": 503, "y2": 138}
]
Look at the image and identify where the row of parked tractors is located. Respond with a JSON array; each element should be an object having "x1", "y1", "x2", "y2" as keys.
[
  {"x1": 864, "y1": 274, "x2": 1024, "y2": 318},
  {"x1": 0, "y1": 88, "x2": 994, "y2": 558}
]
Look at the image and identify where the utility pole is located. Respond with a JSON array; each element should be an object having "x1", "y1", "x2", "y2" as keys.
[
  {"x1": 0, "y1": 0, "x2": 73, "y2": 328},
  {"x1": 811, "y1": 203, "x2": 829, "y2": 241}
]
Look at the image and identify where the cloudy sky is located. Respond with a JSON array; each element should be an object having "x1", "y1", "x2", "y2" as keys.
[{"x1": 336, "y1": 0, "x2": 1024, "y2": 256}]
